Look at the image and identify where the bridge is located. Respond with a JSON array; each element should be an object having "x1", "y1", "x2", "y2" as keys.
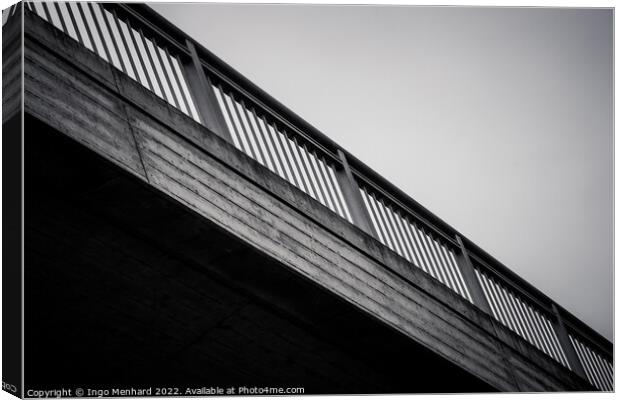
[{"x1": 4, "y1": 2, "x2": 613, "y2": 394}]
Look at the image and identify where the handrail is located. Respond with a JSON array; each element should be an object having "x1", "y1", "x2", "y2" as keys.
[{"x1": 22, "y1": 1, "x2": 612, "y2": 389}]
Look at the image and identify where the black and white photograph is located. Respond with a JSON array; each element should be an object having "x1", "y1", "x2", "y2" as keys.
[{"x1": 1, "y1": 0, "x2": 615, "y2": 397}]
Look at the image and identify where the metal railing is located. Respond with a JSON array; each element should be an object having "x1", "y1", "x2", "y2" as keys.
[{"x1": 15, "y1": 2, "x2": 613, "y2": 391}]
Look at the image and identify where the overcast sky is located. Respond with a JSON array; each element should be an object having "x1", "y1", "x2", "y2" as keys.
[{"x1": 152, "y1": 3, "x2": 613, "y2": 341}]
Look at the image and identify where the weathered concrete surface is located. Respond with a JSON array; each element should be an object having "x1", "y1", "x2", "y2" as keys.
[{"x1": 23, "y1": 11, "x2": 593, "y2": 392}]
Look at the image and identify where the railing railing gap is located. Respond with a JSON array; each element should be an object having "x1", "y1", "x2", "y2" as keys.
[{"x1": 17, "y1": 2, "x2": 612, "y2": 390}]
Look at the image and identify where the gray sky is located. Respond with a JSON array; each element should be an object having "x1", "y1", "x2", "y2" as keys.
[{"x1": 153, "y1": 3, "x2": 613, "y2": 341}]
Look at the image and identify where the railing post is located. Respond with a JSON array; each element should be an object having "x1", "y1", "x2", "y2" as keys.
[
  {"x1": 182, "y1": 40, "x2": 231, "y2": 142},
  {"x1": 335, "y1": 149, "x2": 376, "y2": 237},
  {"x1": 455, "y1": 235, "x2": 492, "y2": 314},
  {"x1": 551, "y1": 303, "x2": 588, "y2": 380}
]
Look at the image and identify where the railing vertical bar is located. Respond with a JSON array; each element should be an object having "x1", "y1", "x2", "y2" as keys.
[
  {"x1": 308, "y1": 151, "x2": 333, "y2": 209},
  {"x1": 32, "y1": 2, "x2": 49, "y2": 22},
  {"x1": 44, "y1": 1, "x2": 63, "y2": 31},
  {"x1": 83, "y1": 3, "x2": 107, "y2": 59},
  {"x1": 496, "y1": 284, "x2": 522, "y2": 337},
  {"x1": 275, "y1": 127, "x2": 302, "y2": 188},
  {"x1": 498, "y1": 285, "x2": 526, "y2": 339},
  {"x1": 454, "y1": 236, "x2": 492, "y2": 314},
  {"x1": 183, "y1": 44, "x2": 231, "y2": 134},
  {"x1": 52, "y1": 2, "x2": 68, "y2": 32},
  {"x1": 225, "y1": 95, "x2": 254, "y2": 156},
  {"x1": 530, "y1": 308, "x2": 556, "y2": 361},
  {"x1": 514, "y1": 298, "x2": 542, "y2": 353},
  {"x1": 571, "y1": 336, "x2": 596, "y2": 387},
  {"x1": 332, "y1": 151, "x2": 373, "y2": 232},
  {"x1": 593, "y1": 353, "x2": 613, "y2": 389},
  {"x1": 516, "y1": 298, "x2": 544, "y2": 352},
  {"x1": 165, "y1": 49, "x2": 192, "y2": 114},
  {"x1": 578, "y1": 340, "x2": 603, "y2": 389},
  {"x1": 248, "y1": 109, "x2": 275, "y2": 172},
  {"x1": 509, "y1": 291, "x2": 536, "y2": 348},
  {"x1": 447, "y1": 249, "x2": 473, "y2": 302},
  {"x1": 158, "y1": 46, "x2": 185, "y2": 110},
  {"x1": 383, "y1": 205, "x2": 408, "y2": 259},
  {"x1": 282, "y1": 134, "x2": 309, "y2": 193},
  {"x1": 40, "y1": 1, "x2": 52, "y2": 22},
  {"x1": 585, "y1": 345, "x2": 608, "y2": 390},
  {"x1": 266, "y1": 121, "x2": 294, "y2": 181},
  {"x1": 56, "y1": 3, "x2": 79, "y2": 42},
  {"x1": 585, "y1": 345, "x2": 606, "y2": 388},
  {"x1": 109, "y1": 10, "x2": 137, "y2": 79},
  {"x1": 127, "y1": 26, "x2": 154, "y2": 91},
  {"x1": 292, "y1": 138, "x2": 318, "y2": 199},
  {"x1": 318, "y1": 159, "x2": 343, "y2": 216},
  {"x1": 598, "y1": 355, "x2": 614, "y2": 388},
  {"x1": 443, "y1": 245, "x2": 469, "y2": 299},
  {"x1": 552, "y1": 305, "x2": 587, "y2": 378},
  {"x1": 153, "y1": 42, "x2": 181, "y2": 108},
  {"x1": 529, "y1": 306, "x2": 550, "y2": 355},
  {"x1": 370, "y1": 195, "x2": 395, "y2": 249},
  {"x1": 441, "y1": 246, "x2": 465, "y2": 299},
  {"x1": 300, "y1": 146, "x2": 324, "y2": 203},
  {"x1": 428, "y1": 235, "x2": 456, "y2": 291},
  {"x1": 131, "y1": 28, "x2": 159, "y2": 93},
  {"x1": 237, "y1": 102, "x2": 265, "y2": 165},
  {"x1": 360, "y1": 189, "x2": 385, "y2": 244},
  {"x1": 310, "y1": 154, "x2": 335, "y2": 212},
  {"x1": 475, "y1": 270, "x2": 500, "y2": 321},
  {"x1": 411, "y1": 222, "x2": 436, "y2": 278},
  {"x1": 231, "y1": 97, "x2": 257, "y2": 155},
  {"x1": 87, "y1": 3, "x2": 113, "y2": 62},
  {"x1": 136, "y1": 31, "x2": 164, "y2": 97},
  {"x1": 421, "y1": 228, "x2": 449, "y2": 285},
  {"x1": 50, "y1": 1, "x2": 69, "y2": 33},
  {"x1": 594, "y1": 353, "x2": 613, "y2": 390},
  {"x1": 171, "y1": 56, "x2": 200, "y2": 121},
  {"x1": 402, "y1": 219, "x2": 428, "y2": 274},
  {"x1": 146, "y1": 38, "x2": 174, "y2": 102},
  {"x1": 541, "y1": 316, "x2": 568, "y2": 366},
  {"x1": 487, "y1": 277, "x2": 513, "y2": 330},
  {"x1": 328, "y1": 166, "x2": 353, "y2": 222},
  {"x1": 434, "y1": 240, "x2": 461, "y2": 295},
  {"x1": 306, "y1": 149, "x2": 331, "y2": 208},
  {"x1": 393, "y1": 213, "x2": 416, "y2": 264},
  {"x1": 380, "y1": 200, "x2": 406, "y2": 256},
  {"x1": 505, "y1": 289, "x2": 530, "y2": 341},
  {"x1": 393, "y1": 211, "x2": 417, "y2": 264},
  {"x1": 160, "y1": 48, "x2": 189, "y2": 114},
  {"x1": 72, "y1": 4, "x2": 95, "y2": 51},
  {"x1": 213, "y1": 88, "x2": 241, "y2": 149},
  {"x1": 259, "y1": 117, "x2": 287, "y2": 179},
  {"x1": 92, "y1": 5, "x2": 123, "y2": 69},
  {"x1": 494, "y1": 279, "x2": 519, "y2": 332},
  {"x1": 477, "y1": 271, "x2": 503, "y2": 323},
  {"x1": 395, "y1": 211, "x2": 421, "y2": 267},
  {"x1": 120, "y1": 20, "x2": 149, "y2": 86},
  {"x1": 390, "y1": 209, "x2": 414, "y2": 263},
  {"x1": 296, "y1": 142, "x2": 321, "y2": 201},
  {"x1": 271, "y1": 129, "x2": 296, "y2": 186}
]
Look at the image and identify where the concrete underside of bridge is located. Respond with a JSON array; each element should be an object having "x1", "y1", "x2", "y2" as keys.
[{"x1": 24, "y1": 115, "x2": 496, "y2": 394}]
